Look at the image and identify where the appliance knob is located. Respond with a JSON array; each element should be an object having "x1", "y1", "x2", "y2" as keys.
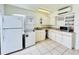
[{"x1": 26, "y1": 35, "x2": 28, "y2": 37}]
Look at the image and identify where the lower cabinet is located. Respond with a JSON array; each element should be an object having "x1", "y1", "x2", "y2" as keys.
[
  {"x1": 35, "y1": 29, "x2": 46, "y2": 42},
  {"x1": 48, "y1": 30, "x2": 56, "y2": 41},
  {"x1": 51, "y1": 32, "x2": 56, "y2": 41},
  {"x1": 48, "y1": 30, "x2": 52, "y2": 39},
  {"x1": 62, "y1": 35, "x2": 72, "y2": 49},
  {"x1": 56, "y1": 33, "x2": 62, "y2": 44},
  {"x1": 48, "y1": 29, "x2": 74, "y2": 49}
]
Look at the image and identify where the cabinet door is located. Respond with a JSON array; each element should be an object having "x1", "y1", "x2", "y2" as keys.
[
  {"x1": 35, "y1": 30, "x2": 40, "y2": 42},
  {"x1": 62, "y1": 35, "x2": 66, "y2": 47},
  {"x1": 62, "y1": 35, "x2": 72, "y2": 49},
  {"x1": 51, "y1": 32, "x2": 56, "y2": 41},
  {"x1": 66, "y1": 36, "x2": 72, "y2": 49},
  {"x1": 48, "y1": 30, "x2": 53, "y2": 40},
  {"x1": 75, "y1": 33, "x2": 79, "y2": 49},
  {"x1": 56, "y1": 16, "x2": 65, "y2": 26},
  {"x1": 56, "y1": 33, "x2": 62, "y2": 44},
  {"x1": 74, "y1": 25, "x2": 79, "y2": 33},
  {"x1": 1, "y1": 29, "x2": 22, "y2": 54},
  {"x1": 50, "y1": 16, "x2": 56, "y2": 25},
  {"x1": 42, "y1": 16, "x2": 49, "y2": 25},
  {"x1": 48, "y1": 30, "x2": 56, "y2": 41},
  {"x1": 35, "y1": 30, "x2": 45, "y2": 42},
  {"x1": 48, "y1": 30, "x2": 52, "y2": 39},
  {"x1": 41, "y1": 30, "x2": 45, "y2": 40}
]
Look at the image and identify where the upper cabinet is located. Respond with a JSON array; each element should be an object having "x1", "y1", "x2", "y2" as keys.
[
  {"x1": 49, "y1": 5, "x2": 74, "y2": 27},
  {"x1": 56, "y1": 12, "x2": 74, "y2": 27},
  {"x1": 49, "y1": 12, "x2": 57, "y2": 25},
  {"x1": 56, "y1": 15, "x2": 65, "y2": 27},
  {"x1": 35, "y1": 12, "x2": 50, "y2": 27},
  {"x1": 42, "y1": 14, "x2": 49, "y2": 25},
  {"x1": 55, "y1": 5, "x2": 75, "y2": 27}
]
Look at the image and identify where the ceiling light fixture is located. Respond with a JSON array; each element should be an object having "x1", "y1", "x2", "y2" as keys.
[{"x1": 38, "y1": 8, "x2": 50, "y2": 14}]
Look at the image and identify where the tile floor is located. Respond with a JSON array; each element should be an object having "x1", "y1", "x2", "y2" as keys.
[{"x1": 10, "y1": 39, "x2": 79, "y2": 55}]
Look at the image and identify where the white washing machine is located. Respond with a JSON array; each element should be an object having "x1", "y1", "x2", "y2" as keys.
[{"x1": 25, "y1": 31, "x2": 35, "y2": 48}]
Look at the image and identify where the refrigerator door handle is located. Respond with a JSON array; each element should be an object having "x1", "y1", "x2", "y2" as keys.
[
  {"x1": 3, "y1": 36, "x2": 4, "y2": 41},
  {"x1": 2, "y1": 17, "x2": 4, "y2": 23}
]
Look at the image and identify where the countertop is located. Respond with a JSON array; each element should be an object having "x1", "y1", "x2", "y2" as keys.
[{"x1": 34, "y1": 27, "x2": 74, "y2": 33}]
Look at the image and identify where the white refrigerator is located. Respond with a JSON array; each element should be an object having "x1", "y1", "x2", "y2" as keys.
[{"x1": 0, "y1": 16, "x2": 23, "y2": 54}]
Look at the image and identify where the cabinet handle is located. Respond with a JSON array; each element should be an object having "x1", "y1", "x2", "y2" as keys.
[{"x1": 2, "y1": 17, "x2": 4, "y2": 23}]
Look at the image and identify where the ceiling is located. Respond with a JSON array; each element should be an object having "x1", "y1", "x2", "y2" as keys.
[{"x1": 10, "y1": 4, "x2": 70, "y2": 13}]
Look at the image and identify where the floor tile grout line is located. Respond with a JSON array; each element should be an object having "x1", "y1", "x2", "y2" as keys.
[
  {"x1": 10, "y1": 39, "x2": 77, "y2": 55},
  {"x1": 44, "y1": 39, "x2": 69, "y2": 55},
  {"x1": 35, "y1": 42, "x2": 50, "y2": 55},
  {"x1": 61, "y1": 48, "x2": 69, "y2": 55},
  {"x1": 36, "y1": 39, "x2": 66, "y2": 55},
  {"x1": 35, "y1": 40, "x2": 55, "y2": 55},
  {"x1": 43, "y1": 42, "x2": 61, "y2": 55},
  {"x1": 36, "y1": 44, "x2": 52, "y2": 55},
  {"x1": 53, "y1": 46, "x2": 69, "y2": 55}
]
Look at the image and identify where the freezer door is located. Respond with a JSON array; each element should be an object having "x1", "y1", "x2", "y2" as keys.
[
  {"x1": 3, "y1": 16, "x2": 23, "y2": 28},
  {"x1": 1, "y1": 29, "x2": 22, "y2": 54}
]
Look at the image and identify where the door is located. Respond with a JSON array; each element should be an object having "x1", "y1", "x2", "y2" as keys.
[
  {"x1": 3, "y1": 16, "x2": 23, "y2": 28},
  {"x1": 1, "y1": 29, "x2": 22, "y2": 54}
]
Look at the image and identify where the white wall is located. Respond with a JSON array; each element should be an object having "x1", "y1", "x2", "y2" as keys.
[
  {"x1": 4, "y1": 5, "x2": 35, "y2": 16},
  {"x1": 72, "y1": 5, "x2": 79, "y2": 49}
]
